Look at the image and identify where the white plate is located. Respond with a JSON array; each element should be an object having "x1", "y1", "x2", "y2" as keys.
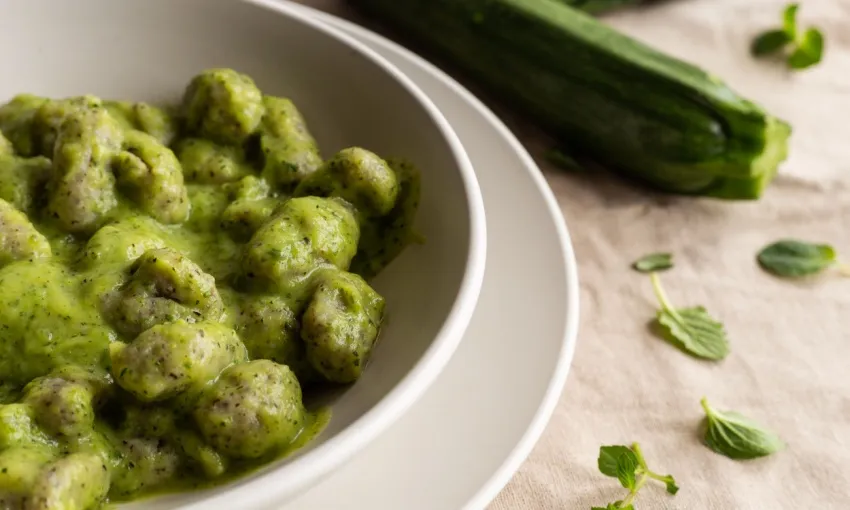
[{"x1": 283, "y1": 5, "x2": 581, "y2": 509}]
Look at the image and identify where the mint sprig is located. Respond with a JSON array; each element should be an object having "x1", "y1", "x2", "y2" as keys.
[
  {"x1": 594, "y1": 443, "x2": 679, "y2": 509},
  {"x1": 752, "y1": 3, "x2": 824, "y2": 70}
]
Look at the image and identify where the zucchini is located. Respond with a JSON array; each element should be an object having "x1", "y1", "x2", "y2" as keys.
[
  {"x1": 349, "y1": 0, "x2": 790, "y2": 199},
  {"x1": 558, "y1": 0, "x2": 656, "y2": 14}
]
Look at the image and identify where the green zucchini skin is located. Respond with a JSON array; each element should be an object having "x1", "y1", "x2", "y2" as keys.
[
  {"x1": 556, "y1": 0, "x2": 651, "y2": 14},
  {"x1": 349, "y1": 0, "x2": 790, "y2": 199}
]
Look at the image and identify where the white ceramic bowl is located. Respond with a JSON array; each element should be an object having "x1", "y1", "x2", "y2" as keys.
[{"x1": 0, "y1": 0, "x2": 486, "y2": 507}]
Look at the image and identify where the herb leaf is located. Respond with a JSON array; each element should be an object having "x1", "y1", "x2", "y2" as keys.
[
  {"x1": 751, "y1": 29, "x2": 792, "y2": 56},
  {"x1": 788, "y1": 28, "x2": 824, "y2": 69},
  {"x1": 616, "y1": 453, "x2": 638, "y2": 490},
  {"x1": 650, "y1": 274, "x2": 729, "y2": 360},
  {"x1": 757, "y1": 239, "x2": 836, "y2": 277},
  {"x1": 598, "y1": 445, "x2": 635, "y2": 478},
  {"x1": 751, "y1": 3, "x2": 824, "y2": 70},
  {"x1": 700, "y1": 398, "x2": 785, "y2": 460},
  {"x1": 782, "y1": 3, "x2": 799, "y2": 38},
  {"x1": 657, "y1": 306, "x2": 729, "y2": 360},
  {"x1": 632, "y1": 253, "x2": 673, "y2": 273},
  {"x1": 594, "y1": 443, "x2": 678, "y2": 509}
]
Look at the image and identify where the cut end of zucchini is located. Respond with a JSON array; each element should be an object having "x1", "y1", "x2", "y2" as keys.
[
  {"x1": 751, "y1": 116, "x2": 792, "y2": 180},
  {"x1": 707, "y1": 116, "x2": 790, "y2": 199}
]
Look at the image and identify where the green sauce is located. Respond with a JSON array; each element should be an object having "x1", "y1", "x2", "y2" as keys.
[{"x1": 0, "y1": 68, "x2": 420, "y2": 508}]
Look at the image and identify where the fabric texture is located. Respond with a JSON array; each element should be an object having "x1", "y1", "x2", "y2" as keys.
[{"x1": 300, "y1": 1, "x2": 849, "y2": 508}]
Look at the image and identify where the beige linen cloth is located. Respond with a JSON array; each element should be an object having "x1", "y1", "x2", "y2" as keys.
[{"x1": 300, "y1": 0, "x2": 849, "y2": 508}]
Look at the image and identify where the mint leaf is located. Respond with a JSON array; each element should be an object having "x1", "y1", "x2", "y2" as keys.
[
  {"x1": 644, "y1": 472, "x2": 680, "y2": 495},
  {"x1": 751, "y1": 29, "x2": 792, "y2": 56},
  {"x1": 665, "y1": 478, "x2": 680, "y2": 495},
  {"x1": 757, "y1": 239, "x2": 836, "y2": 277},
  {"x1": 700, "y1": 398, "x2": 785, "y2": 460},
  {"x1": 616, "y1": 453, "x2": 637, "y2": 489},
  {"x1": 788, "y1": 28, "x2": 824, "y2": 69},
  {"x1": 598, "y1": 445, "x2": 635, "y2": 478},
  {"x1": 650, "y1": 274, "x2": 729, "y2": 360},
  {"x1": 632, "y1": 253, "x2": 673, "y2": 273},
  {"x1": 782, "y1": 3, "x2": 799, "y2": 38},
  {"x1": 656, "y1": 306, "x2": 729, "y2": 360}
]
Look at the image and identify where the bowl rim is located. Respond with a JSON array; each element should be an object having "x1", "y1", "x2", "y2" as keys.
[{"x1": 168, "y1": 0, "x2": 487, "y2": 508}]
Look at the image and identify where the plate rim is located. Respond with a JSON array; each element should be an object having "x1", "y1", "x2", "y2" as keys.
[{"x1": 287, "y1": 4, "x2": 581, "y2": 508}]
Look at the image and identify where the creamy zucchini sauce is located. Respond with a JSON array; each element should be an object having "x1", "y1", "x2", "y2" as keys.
[{"x1": 0, "y1": 68, "x2": 420, "y2": 508}]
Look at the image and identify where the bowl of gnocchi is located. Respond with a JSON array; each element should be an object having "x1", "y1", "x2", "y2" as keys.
[{"x1": 0, "y1": 0, "x2": 486, "y2": 508}]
